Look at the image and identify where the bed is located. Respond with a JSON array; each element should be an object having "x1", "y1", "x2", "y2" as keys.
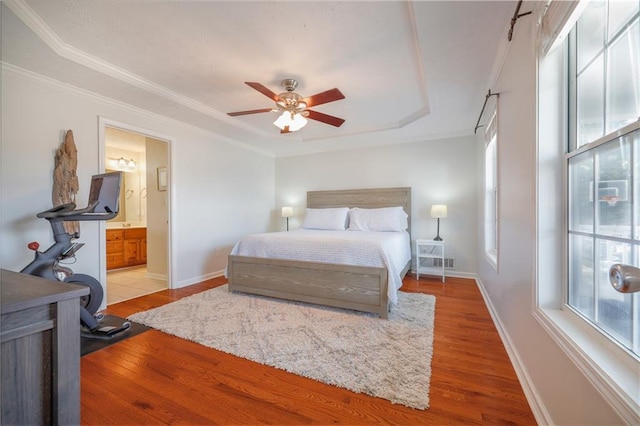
[{"x1": 226, "y1": 187, "x2": 411, "y2": 319}]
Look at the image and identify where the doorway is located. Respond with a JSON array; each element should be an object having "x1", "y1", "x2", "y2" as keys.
[{"x1": 100, "y1": 121, "x2": 171, "y2": 305}]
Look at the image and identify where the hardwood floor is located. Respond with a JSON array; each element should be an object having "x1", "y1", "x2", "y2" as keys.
[{"x1": 82, "y1": 274, "x2": 537, "y2": 425}]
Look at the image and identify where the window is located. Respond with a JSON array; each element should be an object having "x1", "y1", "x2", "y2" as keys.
[
  {"x1": 537, "y1": 1, "x2": 640, "y2": 420},
  {"x1": 484, "y1": 108, "x2": 498, "y2": 267},
  {"x1": 567, "y1": 0, "x2": 640, "y2": 357}
]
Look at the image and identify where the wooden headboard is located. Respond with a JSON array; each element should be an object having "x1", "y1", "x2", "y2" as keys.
[{"x1": 307, "y1": 187, "x2": 412, "y2": 235}]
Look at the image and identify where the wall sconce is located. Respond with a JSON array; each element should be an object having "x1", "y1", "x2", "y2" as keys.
[
  {"x1": 281, "y1": 206, "x2": 293, "y2": 231},
  {"x1": 430, "y1": 204, "x2": 448, "y2": 241}
]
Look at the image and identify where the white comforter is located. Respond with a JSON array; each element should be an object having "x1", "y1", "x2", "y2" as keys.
[{"x1": 228, "y1": 229, "x2": 411, "y2": 304}]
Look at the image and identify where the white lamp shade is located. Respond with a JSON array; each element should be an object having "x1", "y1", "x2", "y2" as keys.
[
  {"x1": 273, "y1": 111, "x2": 307, "y2": 131},
  {"x1": 288, "y1": 113, "x2": 307, "y2": 131},
  {"x1": 273, "y1": 112, "x2": 291, "y2": 130},
  {"x1": 281, "y1": 206, "x2": 293, "y2": 218},
  {"x1": 430, "y1": 204, "x2": 448, "y2": 218}
]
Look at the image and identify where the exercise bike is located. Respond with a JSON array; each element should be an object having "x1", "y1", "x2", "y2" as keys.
[{"x1": 21, "y1": 172, "x2": 131, "y2": 339}]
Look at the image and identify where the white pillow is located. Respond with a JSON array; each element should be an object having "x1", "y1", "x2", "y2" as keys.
[
  {"x1": 301, "y1": 207, "x2": 349, "y2": 230},
  {"x1": 348, "y1": 206, "x2": 408, "y2": 232}
]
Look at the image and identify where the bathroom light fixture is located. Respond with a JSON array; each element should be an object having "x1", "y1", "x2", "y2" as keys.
[
  {"x1": 111, "y1": 157, "x2": 137, "y2": 169},
  {"x1": 430, "y1": 204, "x2": 447, "y2": 241}
]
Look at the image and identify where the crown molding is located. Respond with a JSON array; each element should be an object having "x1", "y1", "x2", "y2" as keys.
[
  {"x1": 4, "y1": 0, "x2": 431, "y2": 142},
  {"x1": 2, "y1": 62, "x2": 275, "y2": 158},
  {"x1": 2, "y1": 0, "x2": 273, "y2": 138}
]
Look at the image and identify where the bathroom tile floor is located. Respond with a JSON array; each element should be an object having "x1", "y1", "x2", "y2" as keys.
[{"x1": 107, "y1": 266, "x2": 167, "y2": 305}]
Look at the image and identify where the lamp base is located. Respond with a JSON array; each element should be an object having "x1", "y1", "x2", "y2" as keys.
[{"x1": 433, "y1": 218, "x2": 442, "y2": 241}]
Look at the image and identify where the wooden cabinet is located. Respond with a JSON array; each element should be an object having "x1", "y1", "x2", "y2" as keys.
[
  {"x1": 1, "y1": 269, "x2": 89, "y2": 425},
  {"x1": 106, "y1": 229, "x2": 125, "y2": 269},
  {"x1": 106, "y1": 228, "x2": 146, "y2": 270}
]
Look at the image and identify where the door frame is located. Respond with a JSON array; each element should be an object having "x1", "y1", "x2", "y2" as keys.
[{"x1": 98, "y1": 117, "x2": 175, "y2": 306}]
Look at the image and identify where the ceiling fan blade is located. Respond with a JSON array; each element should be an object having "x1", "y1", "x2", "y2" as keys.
[
  {"x1": 302, "y1": 88, "x2": 345, "y2": 108},
  {"x1": 245, "y1": 82, "x2": 281, "y2": 102},
  {"x1": 305, "y1": 110, "x2": 345, "y2": 127},
  {"x1": 227, "y1": 108, "x2": 273, "y2": 117}
]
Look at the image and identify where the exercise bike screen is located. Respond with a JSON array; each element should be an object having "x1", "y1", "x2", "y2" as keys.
[{"x1": 88, "y1": 172, "x2": 121, "y2": 214}]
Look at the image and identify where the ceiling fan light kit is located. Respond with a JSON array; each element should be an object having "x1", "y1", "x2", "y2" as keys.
[
  {"x1": 274, "y1": 111, "x2": 308, "y2": 132},
  {"x1": 228, "y1": 79, "x2": 345, "y2": 134}
]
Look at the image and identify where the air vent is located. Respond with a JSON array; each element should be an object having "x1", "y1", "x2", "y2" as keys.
[{"x1": 431, "y1": 258, "x2": 455, "y2": 269}]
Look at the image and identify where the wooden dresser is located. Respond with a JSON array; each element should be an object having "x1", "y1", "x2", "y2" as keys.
[
  {"x1": 1, "y1": 269, "x2": 89, "y2": 425},
  {"x1": 106, "y1": 227, "x2": 147, "y2": 270}
]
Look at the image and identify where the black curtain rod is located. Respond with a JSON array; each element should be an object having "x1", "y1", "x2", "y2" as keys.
[
  {"x1": 474, "y1": 90, "x2": 499, "y2": 134},
  {"x1": 508, "y1": 0, "x2": 532, "y2": 41},
  {"x1": 474, "y1": 2, "x2": 530, "y2": 135}
]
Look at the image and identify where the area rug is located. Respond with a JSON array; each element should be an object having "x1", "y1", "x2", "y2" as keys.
[
  {"x1": 81, "y1": 315, "x2": 150, "y2": 356},
  {"x1": 128, "y1": 285, "x2": 436, "y2": 409}
]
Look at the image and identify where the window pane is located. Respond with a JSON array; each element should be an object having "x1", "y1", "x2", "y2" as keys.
[
  {"x1": 608, "y1": 0, "x2": 639, "y2": 39},
  {"x1": 606, "y1": 20, "x2": 640, "y2": 134},
  {"x1": 578, "y1": 56, "x2": 605, "y2": 147},
  {"x1": 569, "y1": 151, "x2": 594, "y2": 233},
  {"x1": 485, "y1": 137, "x2": 497, "y2": 254},
  {"x1": 635, "y1": 131, "x2": 640, "y2": 239},
  {"x1": 569, "y1": 0, "x2": 640, "y2": 360},
  {"x1": 595, "y1": 140, "x2": 631, "y2": 238},
  {"x1": 597, "y1": 240, "x2": 632, "y2": 347},
  {"x1": 577, "y1": 1, "x2": 606, "y2": 71},
  {"x1": 569, "y1": 234, "x2": 595, "y2": 320}
]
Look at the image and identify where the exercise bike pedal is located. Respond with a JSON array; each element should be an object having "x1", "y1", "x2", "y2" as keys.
[{"x1": 82, "y1": 321, "x2": 131, "y2": 340}]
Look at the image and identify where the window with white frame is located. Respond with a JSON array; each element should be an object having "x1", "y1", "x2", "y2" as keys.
[
  {"x1": 484, "y1": 108, "x2": 498, "y2": 267},
  {"x1": 567, "y1": 0, "x2": 640, "y2": 357}
]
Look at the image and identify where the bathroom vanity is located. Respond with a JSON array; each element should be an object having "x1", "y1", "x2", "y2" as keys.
[{"x1": 106, "y1": 227, "x2": 147, "y2": 270}]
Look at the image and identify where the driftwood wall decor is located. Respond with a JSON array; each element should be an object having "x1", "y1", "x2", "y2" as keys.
[{"x1": 53, "y1": 130, "x2": 80, "y2": 235}]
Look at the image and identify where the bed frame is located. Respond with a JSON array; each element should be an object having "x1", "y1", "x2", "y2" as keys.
[{"x1": 227, "y1": 187, "x2": 411, "y2": 319}]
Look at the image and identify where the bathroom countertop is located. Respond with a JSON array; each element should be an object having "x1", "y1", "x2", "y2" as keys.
[{"x1": 106, "y1": 223, "x2": 147, "y2": 229}]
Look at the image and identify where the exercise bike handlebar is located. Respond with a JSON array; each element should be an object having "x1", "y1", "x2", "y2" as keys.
[{"x1": 36, "y1": 201, "x2": 118, "y2": 221}]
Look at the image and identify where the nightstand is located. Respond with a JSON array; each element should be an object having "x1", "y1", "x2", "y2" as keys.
[{"x1": 416, "y1": 239, "x2": 445, "y2": 283}]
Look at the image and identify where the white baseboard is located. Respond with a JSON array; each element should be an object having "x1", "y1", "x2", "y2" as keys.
[
  {"x1": 474, "y1": 277, "x2": 552, "y2": 426},
  {"x1": 146, "y1": 272, "x2": 167, "y2": 281},
  {"x1": 410, "y1": 269, "x2": 478, "y2": 280},
  {"x1": 444, "y1": 271, "x2": 477, "y2": 279},
  {"x1": 174, "y1": 269, "x2": 226, "y2": 289}
]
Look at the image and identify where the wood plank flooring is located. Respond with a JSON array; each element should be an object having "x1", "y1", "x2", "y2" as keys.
[{"x1": 81, "y1": 274, "x2": 537, "y2": 425}]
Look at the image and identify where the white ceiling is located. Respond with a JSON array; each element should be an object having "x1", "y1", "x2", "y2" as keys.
[{"x1": 2, "y1": 0, "x2": 518, "y2": 157}]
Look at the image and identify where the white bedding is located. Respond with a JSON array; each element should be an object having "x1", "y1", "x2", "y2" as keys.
[{"x1": 228, "y1": 229, "x2": 411, "y2": 304}]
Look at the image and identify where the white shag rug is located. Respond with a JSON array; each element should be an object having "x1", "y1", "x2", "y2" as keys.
[{"x1": 128, "y1": 285, "x2": 436, "y2": 409}]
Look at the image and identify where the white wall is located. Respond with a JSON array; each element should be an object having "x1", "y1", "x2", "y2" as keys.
[
  {"x1": 475, "y1": 10, "x2": 622, "y2": 425},
  {"x1": 1, "y1": 67, "x2": 275, "y2": 289},
  {"x1": 276, "y1": 137, "x2": 478, "y2": 275}
]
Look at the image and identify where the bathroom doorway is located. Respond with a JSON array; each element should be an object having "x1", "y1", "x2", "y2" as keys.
[{"x1": 102, "y1": 124, "x2": 171, "y2": 304}]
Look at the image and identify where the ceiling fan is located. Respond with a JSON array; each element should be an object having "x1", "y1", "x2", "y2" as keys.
[{"x1": 227, "y1": 79, "x2": 345, "y2": 133}]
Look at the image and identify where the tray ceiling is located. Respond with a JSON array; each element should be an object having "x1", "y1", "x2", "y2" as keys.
[{"x1": 2, "y1": 0, "x2": 516, "y2": 156}]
